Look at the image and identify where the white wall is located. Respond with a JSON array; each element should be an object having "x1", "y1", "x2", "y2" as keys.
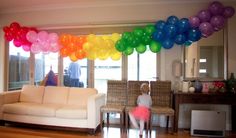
[{"x1": 0, "y1": 0, "x2": 236, "y2": 129}]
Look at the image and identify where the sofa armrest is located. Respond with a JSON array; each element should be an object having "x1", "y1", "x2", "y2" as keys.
[
  {"x1": 87, "y1": 93, "x2": 105, "y2": 129},
  {"x1": 2, "y1": 90, "x2": 21, "y2": 104},
  {"x1": 0, "y1": 90, "x2": 21, "y2": 120}
]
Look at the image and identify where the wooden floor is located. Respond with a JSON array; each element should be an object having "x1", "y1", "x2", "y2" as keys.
[{"x1": 0, "y1": 125, "x2": 235, "y2": 138}]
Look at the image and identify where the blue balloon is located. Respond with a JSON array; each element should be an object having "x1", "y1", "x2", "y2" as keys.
[
  {"x1": 175, "y1": 34, "x2": 187, "y2": 45},
  {"x1": 155, "y1": 20, "x2": 166, "y2": 30},
  {"x1": 184, "y1": 40, "x2": 192, "y2": 46},
  {"x1": 178, "y1": 18, "x2": 190, "y2": 33},
  {"x1": 152, "y1": 30, "x2": 165, "y2": 42},
  {"x1": 167, "y1": 16, "x2": 179, "y2": 26},
  {"x1": 164, "y1": 24, "x2": 178, "y2": 38},
  {"x1": 162, "y1": 39, "x2": 174, "y2": 49},
  {"x1": 187, "y1": 28, "x2": 202, "y2": 42}
]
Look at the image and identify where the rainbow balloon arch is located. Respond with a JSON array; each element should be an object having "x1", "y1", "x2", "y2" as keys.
[{"x1": 2, "y1": 1, "x2": 235, "y2": 62}]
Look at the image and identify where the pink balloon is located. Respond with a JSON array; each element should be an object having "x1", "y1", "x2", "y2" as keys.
[
  {"x1": 38, "y1": 31, "x2": 48, "y2": 42},
  {"x1": 26, "y1": 31, "x2": 38, "y2": 43},
  {"x1": 31, "y1": 43, "x2": 41, "y2": 54},
  {"x1": 49, "y1": 33, "x2": 59, "y2": 43},
  {"x1": 13, "y1": 38, "x2": 22, "y2": 47},
  {"x1": 41, "y1": 42, "x2": 50, "y2": 52},
  {"x1": 50, "y1": 42, "x2": 60, "y2": 53},
  {"x1": 22, "y1": 45, "x2": 31, "y2": 52}
]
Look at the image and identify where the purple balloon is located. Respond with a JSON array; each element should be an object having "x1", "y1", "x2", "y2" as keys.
[
  {"x1": 198, "y1": 10, "x2": 211, "y2": 22},
  {"x1": 223, "y1": 6, "x2": 235, "y2": 18},
  {"x1": 199, "y1": 22, "x2": 214, "y2": 38},
  {"x1": 210, "y1": 15, "x2": 225, "y2": 31},
  {"x1": 208, "y1": 1, "x2": 224, "y2": 15},
  {"x1": 189, "y1": 16, "x2": 200, "y2": 28}
]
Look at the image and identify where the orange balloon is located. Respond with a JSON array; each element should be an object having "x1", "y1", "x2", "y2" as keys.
[
  {"x1": 60, "y1": 47, "x2": 69, "y2": 57},
  {"x1": 68, "y1": 42, "x2": 77, "y2": 52},
  {"x1": 75, "y1": 49, "x2": 86, "y2": 59}
]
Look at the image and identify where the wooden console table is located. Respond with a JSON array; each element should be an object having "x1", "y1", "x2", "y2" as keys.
[{"x1": 173, "y1": 92, "x2": 236, "y2": 132}]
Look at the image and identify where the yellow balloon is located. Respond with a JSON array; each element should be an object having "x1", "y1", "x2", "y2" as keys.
[
  {"x1": 87, "y1": 34, "x2": 96, "y2": 42},
  {"x1": 83, "y1": 42, "x2": 92, "y2": 52},
  {"x1": 102, "y1": 35, "x2": 110, "y2": 40},
  {"x1": 69, "y1": 52, "x2": 78, "y2": 62},
  {"x1": 111, "y1": 52, "x2": 121, "y2": 61},
  {"x1": 111, "y1": 33, "x2": 121, "y2": 42},
  {"x1": 86, "y1": 51, "x2": 97, "y2": 60}
]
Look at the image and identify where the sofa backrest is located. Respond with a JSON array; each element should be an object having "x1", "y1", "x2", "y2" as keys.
[
  {"x1": 43, "y1": 86, "x2": 69, "y2": 105},
  {"x1": 67, "y1": 88, "x2": 97, "y2": 107},
  {"x1": 20, "y1": 85, "x2": 45, "y2": 104}
]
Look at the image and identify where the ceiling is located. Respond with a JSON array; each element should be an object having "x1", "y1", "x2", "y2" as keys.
[{"x1": 1, "y1": 0, "x2": 235, "y2": 14}]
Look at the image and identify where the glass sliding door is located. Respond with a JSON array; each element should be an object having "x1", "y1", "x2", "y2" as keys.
[
  {"x1": 8, "y1": 41, "x2": 30, "y2": 90},
  {"x1": 34, "y1": 53, "x2": 59, "y2": 86},
  {"x1": 94, "y1": 58, "x2": 122, "y2": 93},
  {"x1": 63, "y1": 57, "x2": 88, "y2": 88}
]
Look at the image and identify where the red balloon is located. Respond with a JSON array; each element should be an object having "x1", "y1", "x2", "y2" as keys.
[
  {"x1": 3, "y1": 26, "x2": 10, "y2": 32},
  {"x1": 10, "y1": 22, "x2": 20, "y2": 29},
  {"x1": 4, "y1": 32, "x2": 14, "y2": 41}
]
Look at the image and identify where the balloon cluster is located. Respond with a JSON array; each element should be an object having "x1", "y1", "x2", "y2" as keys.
[
  {"x1": 153, "y1": 16, "x2": 202, "y2": 49},
  {"x1": 59, "y1": 34, "x2": 87, "y2": 61},
  {"x1": 2, "y1": 1, "x2": 235, "y2": 61},
  {"x1": 3, "y1": 22, "x2": 38, "y2": 51},
  {"x1": 115, "y1": 24, "x2": 157, "y2": 55},
  {"x1": 26, "y1": 31, "x2": 61, "y2": 54},
  {"x1": 189, "y1": 1, "x2": 235, "y2": 38},
  {"x1": 82, "y1": 33, "x2": 122, "y2": 60}
]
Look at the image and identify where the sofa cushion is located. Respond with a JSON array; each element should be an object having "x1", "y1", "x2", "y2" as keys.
[
  {"x1": 43, "y1": 86, "x2": 69, "y2": 105},
  {"x1": 68, "y1": 88, "x2": 97, "y2": 107},
  {"x1": 3, "y1": 102, "x2": 61, "y2": 117},
  {"x1": 20, "y1": 85, "x2": 45, "y2": 104},
  {"x1": 56, "y1": 105, "x2": 87, "y2": 119}
]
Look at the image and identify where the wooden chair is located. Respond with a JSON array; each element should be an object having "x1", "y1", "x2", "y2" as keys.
[
  {"x1": 125, "y1": 80, "x2": 150, "y2": 132},
  {"x1": 100, "y1": 80, "x2": 127, "y2": 132},
  {"x1": 150, "y1": 80, "x2": 174, "y2": 133}
]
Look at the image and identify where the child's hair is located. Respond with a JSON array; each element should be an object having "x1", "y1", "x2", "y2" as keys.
[{"x1": 140, "y1": 83, "x2": 149, "y2": 94}]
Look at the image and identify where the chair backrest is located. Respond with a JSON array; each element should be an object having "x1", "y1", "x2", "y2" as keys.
[
  {"x1": 127, "y1": 81, "x2": 149, "y2": 106},
  {"x1": 150, "y1": 81, "x2": 172, "y2": 107},
  {"x1": 106, "y1": 80, "x2": 127, "y2": 106}
]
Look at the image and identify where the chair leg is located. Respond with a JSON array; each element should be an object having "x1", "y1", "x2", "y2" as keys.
[
  {"x1": 120, "y1": 112, "x2": 124, "y2": 132},
  {"x1": 100, "y1": 111, "x2": 103, "y2": 132},
  {"x1": 149, "y1": 114, "x2": 152, "y2": 135},
  {"x1": 107, "y1": 113, "x2": 110, "y2": 128},
  {"x1": 125, "y1": 111, "x2": 128, "y2": 131},
  {"x1": 170, "y1": 116, "x2": 174, "y2": 134},
  {"x1": 166, "y1": 116, "x2": 169, "y2": 129}
]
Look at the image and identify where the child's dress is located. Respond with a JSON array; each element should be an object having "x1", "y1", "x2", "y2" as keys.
[{"x1": 130, "y1": 93, "x2": 152, "y2": 121}]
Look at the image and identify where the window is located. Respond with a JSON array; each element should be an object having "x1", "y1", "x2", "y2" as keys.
[
  {"x1": 34, "y1": 53, "x2": 58, "y2": 85},
  {"x1": 128, "y1": 48, "x2": 156, "y2": 81},
  {"x1": 63, "y1": 57, "x2": 88, "y2": 87},
  {"x1": 94, "y1": 58, "x2": 122, "y2": 93},
  {"x1": 8, "y1": 41, "x2": 30, "y2": 90}
]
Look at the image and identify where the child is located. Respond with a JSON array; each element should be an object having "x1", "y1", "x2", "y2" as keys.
[{"x1": 129, "y1": 83, "x2": 152, "y2": 136}]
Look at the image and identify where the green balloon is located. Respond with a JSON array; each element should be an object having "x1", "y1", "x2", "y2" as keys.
[
  {"x1": 136, "y1": 43, "x2": 146, "y2": 54},
  {"x1": 145, "y1": 24, "x2": 155, "y2": 35},
  {"x1": 133, "y1": 28, "x2": 144, "y2": 38},
  {"x1": 123, "y1": 46, "x2": 134, "y2": 56},
  {"x1": 122, "y1": 32, "x2": 132, "y2": 41},
  {"x1": 115, "y1": 40, "x2": 127, "y2": 52},
  {"x1": 149, "y1": 41, "x2": 162, "y2": 53},
  {"x1": 142, "y1": 35, "x2": 152, "y2": 45}
]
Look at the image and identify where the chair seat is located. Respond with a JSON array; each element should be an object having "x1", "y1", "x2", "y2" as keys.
[
  {"x1": 125, "y1": 106, "x2": 135, "y2": 112},
  {"x1": 151, "y1": 106, "x2": 174, "y2": 115},
  {"x1": 100, "y1": 105, "x2": 125, "y2": 113}
]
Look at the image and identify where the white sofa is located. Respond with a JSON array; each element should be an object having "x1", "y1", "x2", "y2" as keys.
[{"x1": 0, "y1": 85, "x2": 105, "y2": 133}]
